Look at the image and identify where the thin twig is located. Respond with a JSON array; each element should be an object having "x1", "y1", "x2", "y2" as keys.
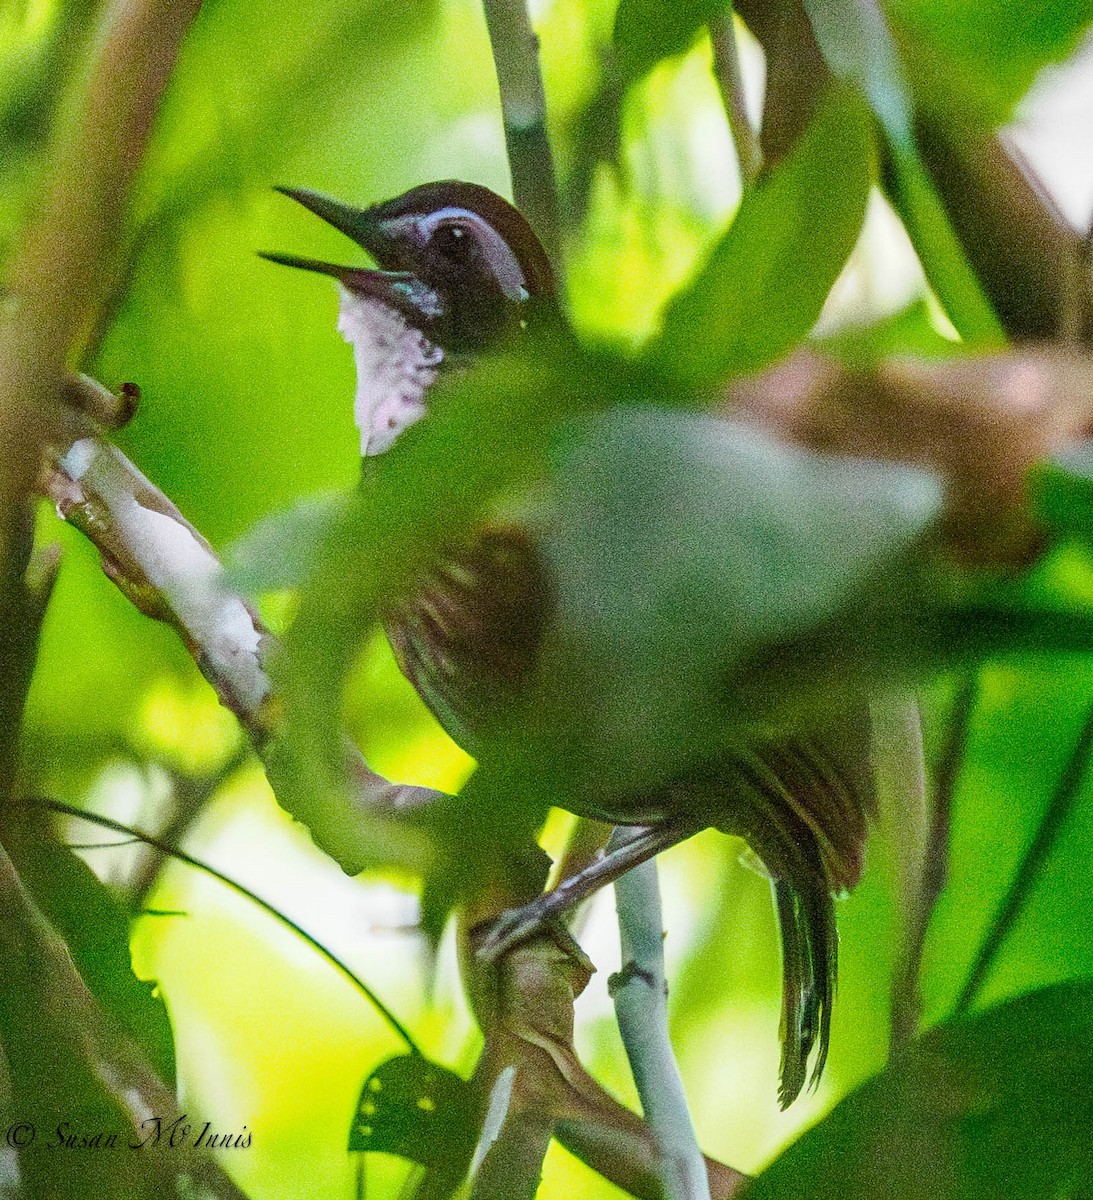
[
  {"x1": 708, "y1": 13, "x2": 763, "y2": 189},
  {"x1": 126, "y1": 740, "x2": 253, "y2": 911},
  {"x1": 889, "y1": 679, "x2": 976, "y2": 1049},
  {"x1": 481, "y1": 0, "x2": 562, "y2": 266},
  {"x1": 611, "y1": 852, "x2": 710, "y2": 1200},
  {"x1": 955, "y1": 698, "x2": 1093, "y2": 1015},
  {"x1": 36, "y1": 798, "x2": 422, "y2": 1055}
]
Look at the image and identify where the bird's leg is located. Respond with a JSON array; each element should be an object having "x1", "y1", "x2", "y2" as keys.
[{"x1": 474, "y1": 822, "x2": 696, "y2": 963}]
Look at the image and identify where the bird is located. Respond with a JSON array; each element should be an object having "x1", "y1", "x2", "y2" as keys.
[{"x1": 264, "y1": 179, "x2": 875, "y2": 1107}]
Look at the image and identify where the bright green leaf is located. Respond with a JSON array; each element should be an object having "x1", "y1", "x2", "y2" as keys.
[
  {"x1": 1030, "y1": 444, "x2": 1093, "y2": 538},
  {"x1": 888, "y1": 0, "x2": 1093, "y2": 126},
  {"x1": 801, "y1": 0, "x2": 1004, "y2": 344},
  {"x1": 650, "y1": 84, "x2": 873, "y2": 389}
]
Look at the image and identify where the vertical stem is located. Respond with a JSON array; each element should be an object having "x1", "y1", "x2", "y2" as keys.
[
  {"x1": 708, "y1": 13, "x2": 763, "y2": 189},
  {"x1": 481, "y1": 0, "x2": 562, "y2": 265},
  {"x1": 889, "y1": 679, "x2": 975, "y2": 1049},
  {"x1": 611, "y1": 852, "x2": 711, "y2": 1200},
  {"x1": 0, "y1": 0, "x2": 204, "y2": 573},
  {"x1": 955, "y1": 699, "x2": 1093, "y2": 1015},
  {"x1": 873, "y1": 696, "x2": 929, "y2": 1049}
]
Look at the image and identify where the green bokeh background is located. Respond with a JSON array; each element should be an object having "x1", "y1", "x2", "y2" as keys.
[{"x1": 4, "y1": 0, "x2": 1093, "y2": 1195}]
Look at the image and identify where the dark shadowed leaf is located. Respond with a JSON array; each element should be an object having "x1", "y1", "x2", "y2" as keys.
[
  {"x1": 745, "y1": 981, "x2": 1093, "y2": 1200},
  {"x1": 348, "y1": 1053, "x2": 478, "y2": 1169},
  {"x1": 650, "y1": 84, "x2": 873, "y2": 389},
  {"x1": 613, "y1": 0, "x2": 727, "y2": 81},
  {"x1": 0, "y1": 812, "x2": 175, "y2": 1086}
]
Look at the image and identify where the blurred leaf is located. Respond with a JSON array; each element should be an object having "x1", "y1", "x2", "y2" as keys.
[
  {"x1": 817, "y1": 298, "x2": 960, "y2": 364},
  {"x1": 887, "y1": 0, "x2": 1093, "y2": 126},
  {"x1": 1029, "y1": 444, "x2": 1093, "y2": 539},
  {"x1": 651, "y1": 84, "x2": 874, "y2": 389},
  {"x1": 265, "y1": 333, "x2": 618, "y2": 873},
  {"x1": 613, "y1": 0, "x2": 726, "y2": 81},
  {"x1": 348, "y1": 1053, "x2": 477, "y2": 1177},
  {"x1": 746, "y1": 980, "x2": 1093, "y2": 1199},
  {"x1": 475, "y1": 407, "x2": 943, "y2": 806},
  {"x1": 226, "y1": 491, "x2": 344, "y2": 592},
  {"x1": 801, "y1": 0, "x2": 1004, "y2": 343},
  {"x1": 0, "y1": 812, "x2": 176, "y2": 1086}
]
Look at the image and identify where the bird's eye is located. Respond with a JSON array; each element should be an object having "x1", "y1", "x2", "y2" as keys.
[{"x1": 431, "y1": 223, "x2": 474, "y2": 261}]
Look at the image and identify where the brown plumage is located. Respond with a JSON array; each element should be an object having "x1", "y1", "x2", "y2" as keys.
[{"x1": 267, "y1": 180, "x2": 875, "y2": 1105}]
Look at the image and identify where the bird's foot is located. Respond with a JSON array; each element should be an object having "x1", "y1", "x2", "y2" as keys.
[{"x1": 473, "y1": 822, "x2": 691, "y2": 964}]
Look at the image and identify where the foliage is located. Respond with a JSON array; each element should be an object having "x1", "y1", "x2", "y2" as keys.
[{"x1": 1, "y1": 0, "x2": 1093, "y2": 1198}]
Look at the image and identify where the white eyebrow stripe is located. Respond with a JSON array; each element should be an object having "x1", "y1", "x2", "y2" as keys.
[{"x1": 418, "y1": 206, "x2": 528, "y2": 300}]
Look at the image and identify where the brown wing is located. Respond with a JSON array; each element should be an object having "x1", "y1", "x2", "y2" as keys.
[{"x1": 383, "y1": 525, "x2": 549, "y2": 751}]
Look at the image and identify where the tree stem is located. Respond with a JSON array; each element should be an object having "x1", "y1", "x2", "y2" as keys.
[
  {"x1": 481, "y1": 0, "x2": 562, "y2": 266},
  {"x1": 612, "y1": 851, "x2": 711, "y2": 1200},
  {"x1": 709, "y1": 13, "x2": 763, "y2": 189}
]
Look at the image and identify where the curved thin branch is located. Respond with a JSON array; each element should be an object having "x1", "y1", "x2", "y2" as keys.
[{"x1": 32, "y1": 797, "x2": 422, "y2": 1055}]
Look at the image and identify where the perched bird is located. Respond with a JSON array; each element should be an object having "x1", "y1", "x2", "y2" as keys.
[{"x1": 264, "y1": 180, "x2": 875, "y2": 1106}]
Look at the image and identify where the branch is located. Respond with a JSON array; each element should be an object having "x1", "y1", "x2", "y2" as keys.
[
  {"x1": 708, "y1": 14, "x2": 763, "y2": 189},
  {"x1": 44, "y1": 418, "x2": 447, "y2": 878},
  {"x1": 733, "y1": 0, "x2": 831, "y2": 169},
  {"x1": 913, "y1": 115, "x2": 1089, "y2": 342},
  {"x1": 611, "y1": 855, "x2": 711, "y2": 1200},
  {"x1": 726, "y1": 346, "x2": 1093, "y2": 567},
  {"x1": 481, "y1": 0, "x2": 562, "y2": 266},
  {"x1": 0, "y1": 0, "x2": 202, "y2": 590}
]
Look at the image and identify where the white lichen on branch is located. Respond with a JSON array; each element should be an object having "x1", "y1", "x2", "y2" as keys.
[{"x1": 52, "y1": 437, "x2": 271, "y2": 722}]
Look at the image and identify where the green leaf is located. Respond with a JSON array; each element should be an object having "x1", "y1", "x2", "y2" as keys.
[
  {"x1": 817, "y1": 298, "x2": 960, "y2": 364},
  {"x1": 746, "y1": 981, "x2": 1093, "y2": 1199},
  {"x1": 650, "y1": 84, "x2": 873, "y2": 389},
  {"x1": 613, "y1": 0, "x2": 727, "y2": 81},
  {"x1": 888, "y1": 0, "x2": 1093, "y2": 126},
  {"x1": 1, "y1": 812, "x2": 176, "y2": 1086},
  {"x1": 264, "y1": 333, "x2": 620, "y2": 873},
  {"x1": 1030, "y1": 444, "x2": 1093, "y2": 538},
  {"x1": 480, "y1": 408, "x2": 944, "y2": 803},
  {"x1": 348, "y1": 1053, "x2": 478, "y2": 1174},
  {"x1": 225, "y1": 491, "x2": 345, "y2": 593},
  {"x1": 801, "y1": 0, "x2": 1004, "y2": 344}
]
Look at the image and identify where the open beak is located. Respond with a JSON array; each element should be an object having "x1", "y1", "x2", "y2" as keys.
[
  {"x1": 258, "y1": 250, "x2": 433, "y2": 320},
  {"x1": 272, "y1": 186, "x2": 399, "y2": 266}
]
